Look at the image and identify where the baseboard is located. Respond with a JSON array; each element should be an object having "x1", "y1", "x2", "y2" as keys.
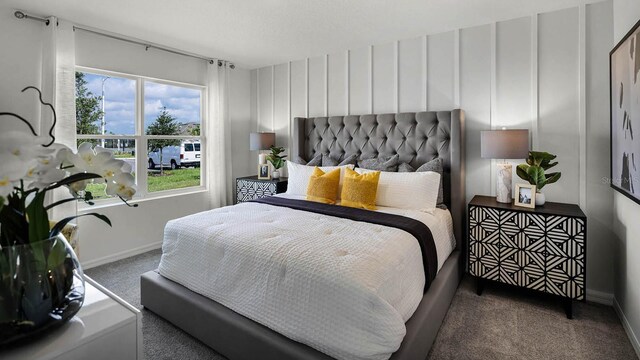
[
  {"x1": 586, "y1": 288, "x2": 614, "y2": 306},
  {"x1": 614, "y1": 297, "x2": 640, "y2": 358},
  {"x1": 81, "y1": 241, "x2": 163, "y2": 270}
]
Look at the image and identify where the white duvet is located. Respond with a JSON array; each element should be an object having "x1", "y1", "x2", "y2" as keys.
[{"x1": 158, "y1": 194, "x2": 455, "y2": 360}]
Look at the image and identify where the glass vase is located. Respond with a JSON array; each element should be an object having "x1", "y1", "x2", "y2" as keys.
[{"x1": 0, "y1": 234, "x2": 85, "y2": 347}]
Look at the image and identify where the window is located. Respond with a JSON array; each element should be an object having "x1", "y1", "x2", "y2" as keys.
[{"x1": 75, "y1": 68, "x2": 205, "y2": 202}]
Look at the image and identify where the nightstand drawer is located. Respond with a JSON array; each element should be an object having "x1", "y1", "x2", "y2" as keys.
[
  {"x1": 500, "y1": 212, "x2": 546, "y2": 253},
  {"x1": 546, "y1": 254, "x2": 585, "y2": 300},
  {"x1": 469, "y1": 206, "x2": 500, "y2": 245},
  {"x1": 468, "y1": 241, "x2": 500, "y2": 281},
  {"x1": 499, "y1": 247, "x2": 546, "y2": 291}
]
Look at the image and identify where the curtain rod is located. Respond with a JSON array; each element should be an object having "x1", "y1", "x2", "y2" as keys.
[{"x1": 13, "y1": 10, "x2": 235, "y2": 69}]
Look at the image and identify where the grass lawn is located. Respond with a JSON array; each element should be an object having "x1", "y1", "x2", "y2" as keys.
[
  {"x1": 148, "y1": 168, "x2": 201, "y2": 192},
  {"x1": 84, "y1": 168, "x2": 200, "y2": 200}
]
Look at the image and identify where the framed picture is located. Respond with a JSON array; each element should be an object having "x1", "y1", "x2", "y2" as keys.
[
  {"x1": 514, "y1": 184, "x2": 536, "y2": 208},
  {"x1": 610, "y1": 18, "x2": 640, "y2": 205},
  {"x1": 257, "y1": 163, "x2": 271, "y2": 180}
]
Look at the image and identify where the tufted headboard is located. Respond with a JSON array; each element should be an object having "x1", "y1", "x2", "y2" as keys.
[{"x1": 292, "y1": 110, "x2": 466, "y2": 251}]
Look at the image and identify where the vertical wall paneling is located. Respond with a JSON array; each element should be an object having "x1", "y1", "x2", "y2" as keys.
[
  {"x1": 578, "y1": 5, "x2": 587, "y2": 210},
  {"x1": 496, "y1": 17, "x2": 532, "y2": 194},
  {"x1": 305, "y1": 58, "x2": 309, "y2": 117},
  {"x1": 370, "y1": 45, "x2": 374, "y2": 113},
  {"x1": 256, "y1": 69, "x2": 260, "y2": 131},
  {"x1": 427, "y1": 31, "x2": 455, "y2": 111},
  {"x1": 308, "y1": 56, "x2": 325, "y2": 117},
  {"x1": 398, "y1": 36, "x2": 425, "y2": 113},
  {"x1": 454, "y1": 29, "x2": 461, "y2": 108},
  {"x1": 461, "y1": 24, "x2": 493, "y2": 203},
  {"x1": 273, "y1": 63, "x2": 289, "y2": 147},
  {"x1": 349, "y1": 46, "x2": 371, "y2": 115},
  {"x1": 328, "y1": 51, "x2": 348, "y2": 116},
  {"x1": 271, "y1": 66, "x2": 275, "y2": 131},
  {"x1": 346, "y1": 51, "x2": 350, "y2": 115},
  {"x1": 531, "y1": 15, "x2": 540, "y2": 149},
  {"x1": 324, "y1": 54, "x2": 329, "y2": 116},
  {"x1": 395, "y1": 41, "x2": 399, "y2": 113},
  {"x1": 373, "y1": 42, "x2": 396, "y2": 113},
  {"x1": 538, "y1": 7, "x2": 580, "y2": 204},
  {"x1": 290, "y1": 59, "x2": 306, "y2": 125},
  {"x1": 287, "y1": 62, "x2": 291, "y2": 142},
  {"x1": 490, "y1": 23, "x2": 497, "y2": 196},
  {"x1": 423, "y1": 36, "x2": 428, "y2": 111},
  {"x1": 258, "y1": 67, "x2": 273, "y2": 132}
]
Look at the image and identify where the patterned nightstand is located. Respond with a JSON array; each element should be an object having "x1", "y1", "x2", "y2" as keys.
[
  {"x1": 235, "y1": 176, "x2": 288, "y2": 204},
  {"x1": 467, "y1": 195, "x2": 586, "y2": 318}
]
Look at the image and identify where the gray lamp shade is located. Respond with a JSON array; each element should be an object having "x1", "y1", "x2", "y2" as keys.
[
  {"x1": 249, "y1": 132, "x2": 275, "y2": 151},
  {"x1": 480, "y1": 129, "x2": 530, "y2": 159}
]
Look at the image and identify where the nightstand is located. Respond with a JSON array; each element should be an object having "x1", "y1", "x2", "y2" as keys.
[
  {"x1": 467, "y1": 195, "x2": 587, "y2": 319},
  {"x1": 236, "y1": 176, "x2": 288, "y2": 203}
]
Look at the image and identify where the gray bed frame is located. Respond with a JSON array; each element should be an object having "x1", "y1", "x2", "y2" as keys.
[{"x1": 141, "y1": 110, "x2": 466, "y2": 360}]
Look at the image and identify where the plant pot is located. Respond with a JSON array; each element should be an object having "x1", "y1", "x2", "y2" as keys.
[
  {"x1": 272, "y1": 170, "x2": 280, "y2": 179},
  {"x1": 535, "y1": 191, "x2": 546, "y2": 206},
  {"x1": 0, "y1": 234, "x2": 85, "y2": 347}
]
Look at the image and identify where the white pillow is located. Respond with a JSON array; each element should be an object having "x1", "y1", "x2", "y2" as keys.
[
  {"x1": 286, "y1": 161, "x2": 355, "y2": 197},
  {"x1": 355, "y1": 168, "x2": 441, "y2": 211}
]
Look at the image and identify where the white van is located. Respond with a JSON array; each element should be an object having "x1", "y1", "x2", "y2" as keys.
[{"x1": 148, "y1": 140, "x2": 201, "y2": 169}]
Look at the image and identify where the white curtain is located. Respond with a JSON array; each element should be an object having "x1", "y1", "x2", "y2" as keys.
[
  {"x1": 206, "y1": 60, "x2": 233, "y2": 208},
  {"x1": 41, "y1": 17, "x2": 77, "y2": 221}
]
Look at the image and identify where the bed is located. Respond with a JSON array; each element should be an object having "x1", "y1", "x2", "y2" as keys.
[{"x1": 140, "y1": 110, "x2": 466, "y2": 360}]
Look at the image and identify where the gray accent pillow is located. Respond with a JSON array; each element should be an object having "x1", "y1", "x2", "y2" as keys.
[
  {"x1": 296, "y1": 153, "x2": 322, "y2": 166},
  {"x1": 415, "y1": 158, "x2": 444, "y2": 205},
  {"x1": 322, "y1": 153, "x2": 357, "y2": 167},
  {"x1": 358, "y1": 154, "x2": 400, "y2": 172},
  {"x1": 398, "y1": 162, "x2": 415, "y2": 172}
]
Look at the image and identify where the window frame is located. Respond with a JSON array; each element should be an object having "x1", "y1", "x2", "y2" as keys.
[{"x1": 75, "y1": 66, "x2": 207, "y2": 207}]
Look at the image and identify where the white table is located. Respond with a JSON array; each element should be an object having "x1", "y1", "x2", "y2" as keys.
[{"x1": 2, "y1": 276, "x2": 143, "y2": 360}]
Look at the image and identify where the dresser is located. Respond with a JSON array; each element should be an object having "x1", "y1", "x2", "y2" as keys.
[
  {"x1": 467, "y1": 195, "x2": 586, "y2": 318},
  {"x1": 2, "y1": 276, "x2": 142, "y2": 360},
  {"x1": 236, "y1": 176, "x2": 288, "y2": 203}
]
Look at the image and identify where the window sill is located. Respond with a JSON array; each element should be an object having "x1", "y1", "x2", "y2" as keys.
[{"x1": 78, "y1": 187, "x2": 208, "y2": 212}]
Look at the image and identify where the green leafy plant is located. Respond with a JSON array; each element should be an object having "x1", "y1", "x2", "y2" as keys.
[
  {"x1": 266, "y1": 146, "x2": 287, "y2": 170},
  {"x1": 516, "y1": 151, "x2": 561, "y2": 191}
]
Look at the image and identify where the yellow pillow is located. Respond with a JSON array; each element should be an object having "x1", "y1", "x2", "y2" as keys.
[
  {"x1": 306, "y1": 167, "x2": 341, "y2": 204},
  {"x1": 340, "y1": 168, "x2": 380, "y2": 210}
]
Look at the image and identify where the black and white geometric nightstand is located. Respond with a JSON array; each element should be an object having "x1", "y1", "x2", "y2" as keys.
[
  {"x1": 467, "y1": 195, "x2": 587, "y2": 318},
  {"x1": 235, "y1": 176, "x2": 288, "y2": 204}
]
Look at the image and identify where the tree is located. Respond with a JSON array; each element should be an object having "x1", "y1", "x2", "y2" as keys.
[
  {"x1": 189, "y1": 124, "x2": 200, "y2": 136},
  {"x1": 147, "y1": 107, "x2": 180, "y2": 175},
  {"x1": 75, "y1": 72, "x2": 103, "y2": 146}
]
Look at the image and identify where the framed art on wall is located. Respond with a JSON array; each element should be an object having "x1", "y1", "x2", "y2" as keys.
[{"x1": 611, "y1": 18, "x2": 640, "y2": 205}]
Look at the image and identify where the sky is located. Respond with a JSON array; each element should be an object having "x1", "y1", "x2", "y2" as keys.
[{"x1": 83, "y1": 72, "x2": 201, "y2": 135}]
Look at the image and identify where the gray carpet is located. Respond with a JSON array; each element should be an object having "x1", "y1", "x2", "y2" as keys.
[{"x1": 85, "y1": 250, "x2": 638, "y2": 360}]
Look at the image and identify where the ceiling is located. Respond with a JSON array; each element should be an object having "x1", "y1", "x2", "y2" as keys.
[{"x1": 6, "y1": 0, "x2": 602, "y2": 69}]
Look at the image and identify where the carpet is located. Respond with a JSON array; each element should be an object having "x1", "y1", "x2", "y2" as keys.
[{"x1": 85, "y1": 250, "x2": 638, "y2": 360}]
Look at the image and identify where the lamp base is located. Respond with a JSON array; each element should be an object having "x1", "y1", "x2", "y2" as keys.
[{"x1": 496, "y1": 163, "x2": 512, "y2": 203}]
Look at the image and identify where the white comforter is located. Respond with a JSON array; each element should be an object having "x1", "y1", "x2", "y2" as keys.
[{"x1": 158, "y1": 195, "x2": 455, "y2": 360}]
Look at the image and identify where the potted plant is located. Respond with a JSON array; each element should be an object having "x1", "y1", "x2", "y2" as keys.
[
  {"x1": 516, "y1": 151, "x2": 561, "y2": 206},
  {"x1": 266, "y1": 146, "x2": 287, "y2": 179},
  {"x1": 0, "y1": 87, "x2": 137, "y2": 346}
]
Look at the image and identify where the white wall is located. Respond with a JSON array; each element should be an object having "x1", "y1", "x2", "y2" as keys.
[
  {"x1": 0, "y1": 6, "x2": 252, "y2": 268},
  {"x1": 250, "y1": 1, "x2": 616, "y2": 299},
  {"x1": 0, "y1": 8, "x2": 44, "y2": 134},
  {"x1": 613, "y1": 0, "x2": 640, "y2": 355}
]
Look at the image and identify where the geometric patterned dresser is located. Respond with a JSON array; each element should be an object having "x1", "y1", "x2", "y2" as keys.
[
  {"x1": 235, "y1": 176, "x2": 288, "y2": 204},
  {"x1": 468, "y1": 195, "x2": 586, "y2": 319}
]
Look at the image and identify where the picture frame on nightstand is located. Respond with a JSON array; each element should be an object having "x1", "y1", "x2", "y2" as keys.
[
  {"x1": 257, "y1": 163, "x2": 271, "y2": 180},
  {"x1": 514, "y1": 184, "x2": 536, "y2": 208}
]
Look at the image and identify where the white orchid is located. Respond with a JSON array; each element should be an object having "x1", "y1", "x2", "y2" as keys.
[{"x1": 106, "y1": 173, "x2": 136, "y2": 200}]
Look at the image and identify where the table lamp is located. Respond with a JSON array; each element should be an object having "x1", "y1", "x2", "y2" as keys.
[
  {"x1": 250, "y1": 132, "x2": 275, "y2": 165},
  {"x1": 481, "y1": 129, "x2": 530, "y2": 203}
]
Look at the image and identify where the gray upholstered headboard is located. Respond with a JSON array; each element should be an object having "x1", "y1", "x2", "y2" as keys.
[{"x1": 292, "y1": 110, "x2": 466, "y2": 251}]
